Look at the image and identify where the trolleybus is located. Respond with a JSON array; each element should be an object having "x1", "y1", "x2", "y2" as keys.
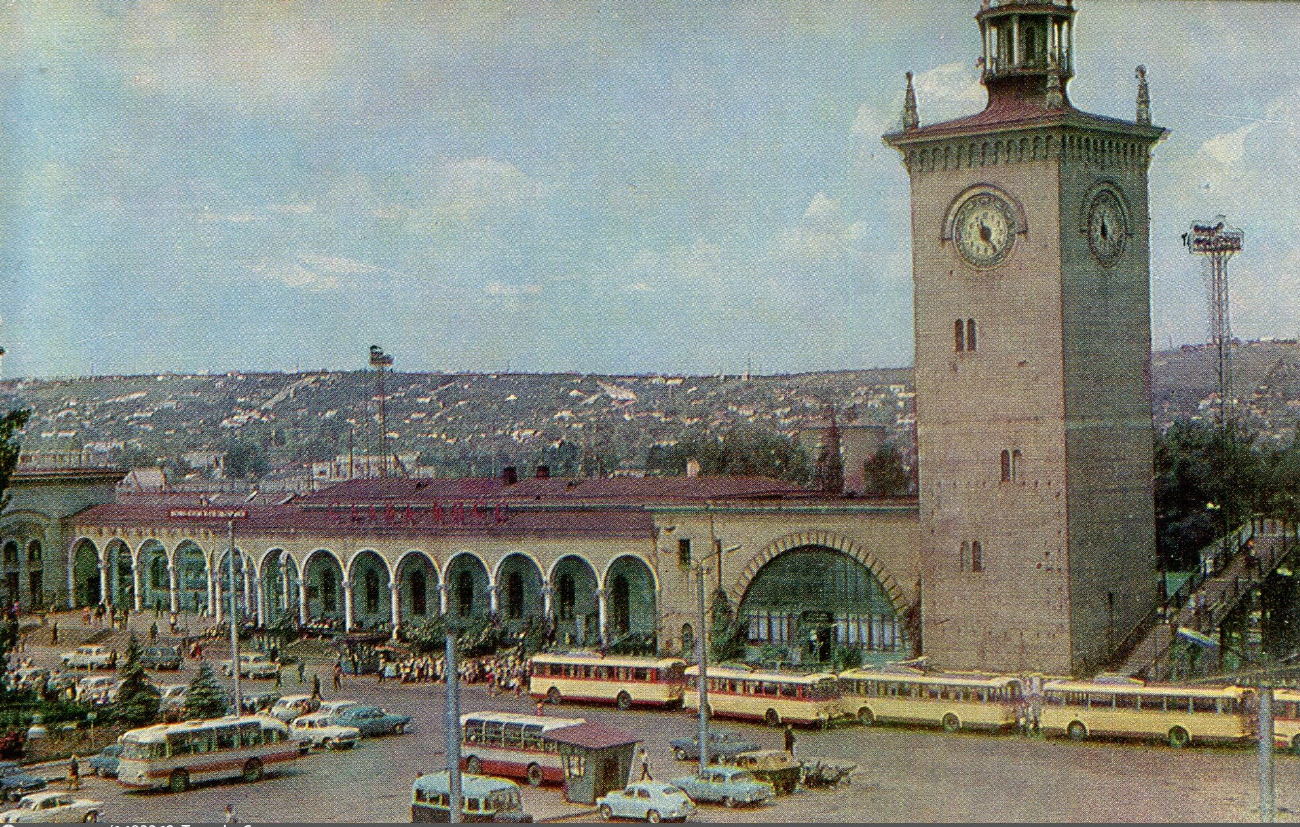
[
  {"x1": 529, "y1": 652, "x2": 687, "y2": 709},
  {"x1": 1039, "y1": 678, "x2": 1250, "y2": 748},
  {"x1": 459, "y1": 711, "x2": 585, "y2": 787},
  {"x1": 838, "y1": 667, "x2": 1023, "y2": 731},
  {"x1": 1269, "y1": 688, "x2": 1300, "y2": 753},
  {"x1": 683, "y1": 665, "x2": 842, "y2": 727},
  {"x1": 117, "y1": 715, "x2": 304, "y2": 792},
  {"x1": 411, "y1": 772, "x2": 527, "y2": 823}
]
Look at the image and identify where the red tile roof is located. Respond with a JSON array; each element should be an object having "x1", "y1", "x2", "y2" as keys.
[
  {"x1": 885, "y1": 96, "x2": 1167, "y2": 146},
  {"x1": 547, "y1": 722, "x2": 641, "y2": 750}
]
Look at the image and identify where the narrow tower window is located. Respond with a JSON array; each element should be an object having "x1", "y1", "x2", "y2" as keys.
[
  {"x1": 955, "y1": 319, "x2": 966, "y2": 353},
  {"x1": 960, "y1": 541, "x2": 970, "y2": 572},
  {"x1": 1012, "y1": 449, "x2": 1023, "y2": 481},
  {"x1": 1000, "y1": 450, "x2": 1012, "y2": 483},
  {"x1": 971, "y1": 541, "x2": 984, "y2": 573},
  {"x1": 967, "y1": 318, "x2": 977, "y2": 352}
]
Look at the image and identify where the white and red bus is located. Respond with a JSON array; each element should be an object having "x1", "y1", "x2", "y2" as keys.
[
  {"x1": 529, "y1": 652, "x2": 687, "y2": 709},
  {"x1": 117, "y1": 715, "x2": 305, "y2": 792},
  {"x1": 459, "y1": 711, "x2": 586, "y2": 787},
  {"x1": 684, "y1": 665, "x2": 843, "y2": 728}
]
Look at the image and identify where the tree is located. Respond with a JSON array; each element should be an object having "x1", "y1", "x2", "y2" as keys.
[
  {"x1": 645, "y1": 426, "x2": 811, "y2": 484},
  {"x1": 224, "y1": 439, "x2": 268, "y2": 480},
  {"x1": 862, "y1": 444, "x2": 914, "y2": 497},
  {"x1": 0, "y1": 409, "x2": 30, "y2": 687},
  {"x1": 183, "y1": 662, "x2": 229, "y2": 720},
  {"x1": 113, "y1": 634, "x2": 161, "y2": 728}
]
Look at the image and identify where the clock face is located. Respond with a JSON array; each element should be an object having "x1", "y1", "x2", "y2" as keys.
[
  {"x1": 1086, "y1": 190, "x2": 1128, "y2": 266},
  {"x1": 953, "y1": 192, "x2": 1016, "y2": 268}
]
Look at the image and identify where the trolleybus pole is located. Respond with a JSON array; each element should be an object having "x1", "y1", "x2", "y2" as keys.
[
  {"x1": 696, "y1": 561, "x2": 709, "y2": 777},
  {"x1": 228, "y1": 519, "x2": 241, "y2": 718},
  {"x1": 445, "y1": 625, "x2": 462, "y2": 823}
]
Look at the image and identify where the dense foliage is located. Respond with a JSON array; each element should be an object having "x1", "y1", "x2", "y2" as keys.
[
  {"x1": 183, "y1": 662, "x2": 229, "y2": 720},
  {"x1": 113, "y1": 635, "x2": 161, "y2": 728},
  {"x1": 645, "y1": 427, "x2": 811, "y2": 483},
  {"x1": 861, "y1": 443, "x2": 915, "y2": 497}
]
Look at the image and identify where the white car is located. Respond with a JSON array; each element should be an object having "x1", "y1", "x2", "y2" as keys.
[
  {"x1": 269, "y1": 694, "x2": 319, "y2": 722},
  {"x1": 290, "y1": 713, "x2": 361, "y2": 750},
  {"x1": 315, "y1": 699, "x2": 359, "y2": 718},
  {"x1": 158, "y1": 684, "x2": 188, "y2": 710},
  {"x1": 75, "y1": 676, "x2": 118, "y2": 703},
  {"x1": 60, "y1": 647, "x2": 114, "y2": 670},
  {"x1": 219, "y1": 653, "x2": 279, "y2": 679},
  {"x1": 0, "y1": 792, "x2": 102, "y2": 823},
  {"x1": 598, "y1": 782, "x2": 696, "y2": 823}
]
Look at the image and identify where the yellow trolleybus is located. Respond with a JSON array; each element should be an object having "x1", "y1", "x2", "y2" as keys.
[
  {"x1": 1039, "y1": 679, "x2": 1250, "y2": 748},
  {"x1": 529, "y1": 652, "x2": 686, "y2": 710},
  {"x1": 838, "y1": 668, "x2": 1023, "y2": 731},
  {"x1": 683, "y1": 665, "x2": 842, "y2": 727},
  {"x1": 1269, "y1": 688, "x2": 1300, "y2": 754}
]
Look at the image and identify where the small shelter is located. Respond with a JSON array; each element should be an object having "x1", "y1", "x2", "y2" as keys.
[{"x1": 547, "y1": 722, "x2": 640, "y2": 805}]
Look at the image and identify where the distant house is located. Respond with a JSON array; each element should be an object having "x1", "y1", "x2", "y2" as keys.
[
  {"x1": 182, "y1": 451, "x2": 226, "y2": 479},
  {"x1": 118, "y1": 467, "x2": 166, "y2": 493}
]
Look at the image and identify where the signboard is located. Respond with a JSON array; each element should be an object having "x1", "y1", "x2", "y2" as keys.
[{"x1": 167, "y1": 508, "x2": 249, "y2": 520}]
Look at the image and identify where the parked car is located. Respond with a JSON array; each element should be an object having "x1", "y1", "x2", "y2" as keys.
[
  {"x1": 75, "y1": 676, "x2": 118, "y2": 703},
  {"x1": 158, "y1": 684, "x2": 188, "y2": 710},
  {"x1": 668, "y1": 730, "x2": 760, "y2": 762},
  {"x1": 269, "y1": 694, "x2": 320, "y2": 722},
  {"x1": 315, "y1": 700, "x2": 360, "y2": 718},
  {"x1": 60, "y1": 647, "x2": 114, "y2": 670},
  {"x1": 0, "y1": 792, "x2": 101, "y2": 823},
  {"x1": 668, "y1": 767, "x2": 774, "y2": 808},
  {"x1": 289, "y1": 713, "x2": 361, "y2": 750},
  {"x1": 237, "y1": 690, "x2": 281, "y2": 714},
  {"x1": 138, "y1": 646, "x2": 182, "y2": 671},
  {"x1": 219, "y1": 653, "x2": 278, "y2": 679},
  {"x1": 597, "y1": 782, "x2": 696, "y2": 823},
  {"x1": 8, "y1": 668, "x2": 48, "y2": 692},
  {"x1": 87, "y1": 745, "x2": 122, "y2": 779},
  {"x1": 728, "y1": 750, "x2": 800, "y2": 795},
  {"x1": 0, "y1": 763, "x2": 46, "y2": 803},
  {"x1": 328, "y1": 705, "x2": 410, "y2": 737}
]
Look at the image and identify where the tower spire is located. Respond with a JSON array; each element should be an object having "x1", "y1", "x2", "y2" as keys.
[
  {"x1": 1044, "y1": 60, "x2": 1064, "y2": 110},
  {"x1": 902, "y1": 71, "x2": 919, "y2": 132},
  {"x1": 1135, "y1": 65, "x2": 1151, "y2": 126}
]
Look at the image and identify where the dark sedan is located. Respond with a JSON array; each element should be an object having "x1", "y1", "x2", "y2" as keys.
[
  {"x1": 669, "y1": 730, "x2": 761, "y2": 762},
  {"x1": 0, "y1": 762, "x2": 46, "y2": 802},
  {"x1": 139, "y1": 646, "x2": 183, "y2": 671},
  {"x1": 88, "y1": 745, "x2": 122, "y2": 778},
  {"x1": 330, "y1": 705, "x2": 411, "y2": 737}
]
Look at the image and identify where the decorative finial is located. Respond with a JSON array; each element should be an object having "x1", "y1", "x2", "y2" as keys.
[
  {"x1": 1044, "y1": 61, "x2": 1064, "y2": 110},
  {"x1": 1135, "y1": 65, "x2": 1151, "y2": 125},
  {"x1": 902, "y1": 71, "x2": 919, "y2": 132}
]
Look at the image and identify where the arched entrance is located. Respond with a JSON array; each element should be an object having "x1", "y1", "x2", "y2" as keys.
[
  {"x1": 605, "y1": 556, "x2": 656, "y2": 644},
  {"x1": 1, "y1": 540, "x2": 17, "y2": 609},
  {"x1": 495, "y1": 553, "x2": 544, "y2": 628},
  {"x1": 259, "y1": 549, "x2": 299, "y2": 627},
  {"x1": 174, "y1": 541, "x2": 208, "y2": 615},
  {"x1": 105, "y1": 540, "x2": 133, "y2": 609},
  {"x1": 71, "y1": 539, "x2": 100, "y2": 608},
  {"x1": 138, "y1": 540, "x2": 169, "y2": 615},
  {"x1": 348, "y1": 550, "x2": 391, "y2": 632},
  {"x1": 303, "y1": 550, "x2": 345, "y2": 626},
  {"x1": 551, "y1": 555, "x2": 599, "y2": 648},
  {"x1": 26, "y1": 539, "x2": 43, "y2": 610},
  {"x1": 737, "y1": 544, "x2": 906, "y2": 667},
  {"x1": 214, "y1": 549, "x2": 251, "y2": 619},
  {"x1": 396, "y1": 551, "x2": 438, "y2": 624},
  {"x1": 444, "y1": 553, "x2": 490, "y2": 619}
]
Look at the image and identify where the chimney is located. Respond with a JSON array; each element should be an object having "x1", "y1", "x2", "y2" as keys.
[
  {"x1": 535, "y1": 465, "x2": 550, "y2": 479},
  {"x1": 685, "y1": 459, "x2": 701, "y2": 478},
  {"x1": 502, "y1": 466, "x2": 518, "y2": 485}
]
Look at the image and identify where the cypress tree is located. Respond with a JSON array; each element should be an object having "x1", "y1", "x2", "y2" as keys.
[
  {"x1": 184, "y1": 661, "x2": 230, "y2": 720},
  {"x1": 113, "y1": 634, "x2": 161, "y2": 728}
]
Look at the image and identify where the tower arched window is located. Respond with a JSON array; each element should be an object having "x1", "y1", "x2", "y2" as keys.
[
  {"x1": 960, "y1": 540, "x2": 970, "y2": 571},
  {"x1": 955, "y1": 319, "x2": 966, "y2": 353},
  {"x1": 967, "y1": 318, "x2": 977, "y2": 352},
  {"x1": 971, "y1": 541, "x2": 984, "y2": 573},
  {"x1": 1012, "y1": 449, "x2": 1023, "y2": 481},
  {"x1": 1000, "y1": 450, "x2": 1012, "y2": 483}
]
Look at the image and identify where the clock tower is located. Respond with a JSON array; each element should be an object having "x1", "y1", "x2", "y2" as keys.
[{"x1": 885, "y1": 0, "x2": 1167, "y2": 676}]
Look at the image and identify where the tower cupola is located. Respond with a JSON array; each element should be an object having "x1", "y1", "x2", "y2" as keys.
[{"x1": 976, "y1": 0, "x2": 1075, "y2": 107}]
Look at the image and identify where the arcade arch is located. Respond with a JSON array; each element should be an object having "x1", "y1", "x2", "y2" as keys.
[
  {"x1": 348, "y1": 550, "x2": 391, "y2": 631},
  {"x1": 70, "y1": 539, "x2": 100, "y2": 608},
  {"x1": 494, "y1": 553, "x2": 544, "y2": 627},
  {"x1": 105, "y1": 539, "x2": 133, "y2": 609},
  {"x1": 395, "y1": 550, "x2": 438, "y2": 625},
  {"x1": 444, "y1": 552, "x2": 490, "y2": 619},
  {"x1": 604, "y1": 555, "x2": 656, "y2": 642},
  {"x1": 550, "y1": 555, "x2": 599, "y2": 648},
  {"x1": 303, "y1": 549, "x2": 345, "y2": 625},
  {"x1": 258, "y1": 549, "x2": 300, "y2": 628},
  {"x1": 137, "y1": 539, "x2": 169, "y2": 614},
  {"x1": 174, "y1": 541, "x2": 209, "y2": 615}
]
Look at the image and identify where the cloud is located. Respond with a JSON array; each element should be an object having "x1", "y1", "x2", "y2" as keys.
[
  {"x1": 774, "y1": 193, "x2": 869, "y2": 262},
  {"x1": 247, "y1": 254, "x2": 392, "y2": 293},
  {"x1": 911, "y1": 61, "x2": 986, "y2": 125},
  {"x1": 1200, "y1": 123, "x2": 1258, "y2": 167},
  {"x1": 484, "y1": 282, "x2": 543, "y2": 297},
  {"x1": 439, "y1": 158, "x2": 544, "y2": 212}
]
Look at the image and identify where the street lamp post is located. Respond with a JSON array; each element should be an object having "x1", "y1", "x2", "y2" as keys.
[
  {"x1": 695, "y1": 561, "x2": 708, "y2": 777},
  {"x1": 444, "y1": 623, "x2": 462, "y2": 823}
]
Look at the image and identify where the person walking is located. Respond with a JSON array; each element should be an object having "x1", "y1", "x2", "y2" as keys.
[
  {"x1": 274, "y1": 666, "x2": 282, "y2": 691},
  {"x1": 222, "y1": 804, "x2": 234, "y2": 824},
  {"x1": 297, "y1": 661, "x2": 306, "y2": 685},
  {"x1": 67, "y1": 755, "x2": 80, "y2": 792},
  {"x1": 783, "y1": 724, "x2": 796, "y2": 757},
  {"x1": 149, "y1": 622, "x2": 158, "y2": 643},
  {"x1": 50, "y1": 621, "x2": 58, "y2": 646},
  {"x1": 332, "y1": 660, "x2": 343, "y2": 692},
  {"x1": 312, "y1": 673, "x2": 322, "y2": 700},
  {"x1": 637, "y1": 745, "x2": 652, "y2": 780}
]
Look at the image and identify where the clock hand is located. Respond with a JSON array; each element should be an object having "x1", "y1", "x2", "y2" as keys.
[{"x1": 979, "y1": 221, "x2": 992, "y2": 246}]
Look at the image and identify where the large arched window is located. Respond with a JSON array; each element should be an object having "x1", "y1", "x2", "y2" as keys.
[
  {"x1": 1001, "y1": 450, "x2": 1012, "y2": 482},
  {"x1": 558, "y1": 573, "x2": 576, "y2": 621},
  {"x1": 506, "y1": 572, "x2": 524, "y2": 620},
  {"x1": 971, "y1": 541, "x2": 984, "y2": 573},
  {"x1": 458, "y1": 571, "x2": 474, "y2": 617},
  {"x1": 410, "y1": 570, "x2": 427, "y2": 617},
  {"x1": 955, "y1": 319, "x2": 966, "y2": 353},
  {"x1": 364, "y1": 570, "x2": 379, "y2": 615},
  {"x1": 966, "y1": 318, "x2": 977, "y2": 352},
  {"x1": 611, "y1": 574, "x2": 630, "y2": 635}
]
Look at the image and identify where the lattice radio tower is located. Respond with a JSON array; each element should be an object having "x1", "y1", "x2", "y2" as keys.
[{"x1": 1184, "y1": 217, "x2": 1244, "y2": 428}]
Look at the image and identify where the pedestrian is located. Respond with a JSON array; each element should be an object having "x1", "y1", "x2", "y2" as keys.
[
  {"x1": 637, "y1": 745, "x2": 652, "y2": 780},
  {"x1": 222, "y1": 804, "x2": 234, "y2": 824},
  {"x1": 332, "y1": 660, "x2": 343, "y2": 692},
  {"x1": 298, "y1": 661, "x2": 306, "y2": 685},
  {"x1": 312, "y1": 673, "x2": 322, "y2": 700},
  {"x1": 536, "y1": 700, "x2": 545, "y2": 717},
  {"x1": 67, "y1": 755, "x2": 80, "y2": 791},
  {"x1": 377, "y1": 661, "x2": 386, "y2": 685},
  {"x1": 783, "y1": 724, "x2": 796, "y2": 757},
  {"x1": 169, "y1": 611, "x2": 178, "y2": 635},
  {"x1": 274, "y1": 666, "x2": 282, "y2": 691},
  {"x1": 50, "y1": 621, "x2": 58, "y2": 646},
  {"x1": 149, "y1": 622, "x2": 158, "y2": 643},
  {"x1": 108, "y1": 649, "x2": 117, "y2": 670}
]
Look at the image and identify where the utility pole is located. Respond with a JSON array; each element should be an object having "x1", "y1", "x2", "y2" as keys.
[
  {"x1": 227, "y1": 519, "x2": 242, "y2": 718},
  {"x1": 369, "y1": 346, "x2": 394, "y2": 477},
  {"x1": 1184, "y1": 217, "x2": 1244, "y2": 429},
  {"x1": 696, "y1": 561, "x2": 709, "y2": 777},
  {"x1": 445, "y1": 625, "x2": 462, "y2": 823}
]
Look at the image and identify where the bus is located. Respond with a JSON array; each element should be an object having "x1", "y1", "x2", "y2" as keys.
[
  {"x1": 459, "y1": 711, "x2": 586, "y2": 787},
  {"x1": 683, "y1": 665, "x2": 843, "y2": 728},
  {"x1": 117, "y1": 715, "x2": 305, "y2": 792},
  {"x1": 411, "y1": 771, "x2": 528, "y2": 823},
  {"x1": 1039, "y1": 679, "x2": 1251, "y2": 748},
  {"x1": 529, "y1": 653, "x2": 687, "y2": 710},
  {"x1": 1269, "y1": 688, "x2": 1300, "y2": 754},
  {"x1": 838, "y1": 667, "x2": 1023, "y2": 731}
]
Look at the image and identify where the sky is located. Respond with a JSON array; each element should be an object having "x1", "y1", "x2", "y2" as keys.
[{"x1": 2, "y1": 0, "x2": 1299, "y2": 379}]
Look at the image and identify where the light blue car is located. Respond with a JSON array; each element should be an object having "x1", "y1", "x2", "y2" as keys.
[
  {"x1": 597, "y1": 782, "x2": 696, "y2": 823},
  {"x1": 669, "y1": 766, "x2": 774, "y2": 808}
]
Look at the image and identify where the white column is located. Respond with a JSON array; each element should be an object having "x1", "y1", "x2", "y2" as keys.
[
  {"x1": 439, "y1": 583, "x2": 449, "y2": 616},
  {"x1": 66, "y1": 553, "x2": 76, "y2": 610},
  {"x1": 214, "y1": 568, "x2": 223, "y2": 624},
  {"x1": 132, "y1": 559, "x2": 143, "y2": 613},
  {"x1": 168, "y1": 563, "x2": 179, "y2": 615},
  {"x1": 98, "y1": 561, "x2": 110, "y2": 608},
  {"x1": 206, "y1": 557, "x2": 217, "y2": 616},
  {"x1": 256, "y1": 578, "x2": 266, "y2": 628},
  {"x1": 297, "y1": 574, "x2": 308, "y2": 626},
  {"x1": 281, "y1": 564, "x2": 291, "y2": 618},
  {"x1": 542, "y1": 582, "x2": 553, "y2": 621},
  {"x1": 597, "y1": 588, "x2": 608, "y2": 647},
  {"x1": 488, "y1": 584, "x2": 499, "y2": 615},
  {"x1": 343, "y1": 579, "x2": 355, "y2": 631},
  {"x1": 243, "y1": 563, "x2": 254, "y2": 615},
  {"x1": 389, "y1": 581, "x2": 401, "y2": 640}
]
